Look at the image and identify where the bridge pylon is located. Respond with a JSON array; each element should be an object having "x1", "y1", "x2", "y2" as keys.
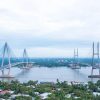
[
  {"x1": 88, "y1": 42, "x2": 100, "y2": 78},
  {"x1": 0, "y1": 42, "x2": 14, "y2": 78},
  {"x1": 71, "y1": 48, "x2": 81, "y2": 69},
  {"x1": 20, "y1": 49, "x2": 32, "y2": 70}
]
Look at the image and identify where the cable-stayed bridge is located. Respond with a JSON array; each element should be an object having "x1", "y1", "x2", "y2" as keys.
[
  {"x1": 0, "y1": 42, "x2": 34, "y2": 78},
  {"x1": 0, "y1": 42, "x2": 100, "y2": 79}
]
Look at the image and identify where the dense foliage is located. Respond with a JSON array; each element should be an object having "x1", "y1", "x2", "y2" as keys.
[{"x1": 0, "y1": 80, "x2": 100, "y2": 100}]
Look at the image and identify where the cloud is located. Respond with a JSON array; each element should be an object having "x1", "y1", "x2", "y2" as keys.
[{"x1": 0, "y1": 0, "x2": 99, "y2": 57}]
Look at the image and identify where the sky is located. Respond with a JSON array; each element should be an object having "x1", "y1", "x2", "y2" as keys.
[{"x1": 0, "y1": 0, "x2": 100, "y2": 57}]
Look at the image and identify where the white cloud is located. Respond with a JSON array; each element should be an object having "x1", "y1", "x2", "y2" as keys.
[
  {"x1": 0, "y1": 0, "x2": 86, "y2": 32},
  {"x1": 21, "y1": 47, "x2": 91, "y2": 58},
  {"x1": 0, "y1": 0, "x2": 100, "y2": 57}
]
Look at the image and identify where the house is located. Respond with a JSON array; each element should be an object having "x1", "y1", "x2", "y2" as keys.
[
  {"x1": 93, "y1": 92, "x2": 100, "y2": 96},
  {"x1": 11, "y1": 94, "x2": 30, "y2": 99},
  {"x1": 40, "y1": 92, "x2": 51, "y2": 99},
  {"x1": 0, "y1": 90, "x2": 9, "y2": 95}
]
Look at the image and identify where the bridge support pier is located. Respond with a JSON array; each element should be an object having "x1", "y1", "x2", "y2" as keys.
[
  {"x1": 8, "y1": 68, "x2": 11, "y2": 76},
  {"x1": 0, "y1": 69, "x2": 14, "y2": 78},
  {"x1": 2, "y1": 69, "x2": 4, "y2": 76}
]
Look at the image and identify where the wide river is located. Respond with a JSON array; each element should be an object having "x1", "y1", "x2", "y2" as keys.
[{"x1": 0, "y1": 66, "x2": 99, "y2": 83}]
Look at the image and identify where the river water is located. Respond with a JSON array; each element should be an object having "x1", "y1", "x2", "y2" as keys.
[{"x1": 0, "y1": 66, "x2": 99, "y2": 83}]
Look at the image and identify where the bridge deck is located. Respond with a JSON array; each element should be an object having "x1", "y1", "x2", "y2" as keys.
[
  {"x1": 0, "y1": 75, "x2": 14, "y2": 78},
  {"x1": 0, "y1": 62, "x2": 35, "y2": 70},
  {"x1": 88, "y1": 75, "x2": 100, "y2": 78}
]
